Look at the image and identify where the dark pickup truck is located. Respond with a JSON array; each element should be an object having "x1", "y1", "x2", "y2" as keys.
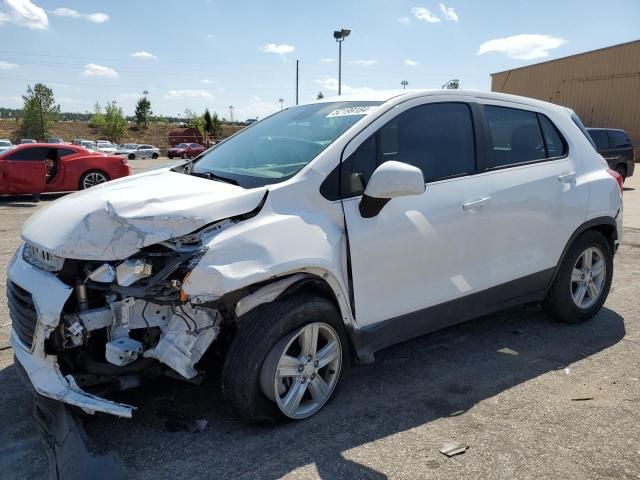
[{"x1": 587, "y1": 128, "x2": 635, "y2": 180}]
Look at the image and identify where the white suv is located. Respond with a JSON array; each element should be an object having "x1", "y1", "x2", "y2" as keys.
[{"x1": 8, "y1": 90, "x2": 623, "y2": 422}]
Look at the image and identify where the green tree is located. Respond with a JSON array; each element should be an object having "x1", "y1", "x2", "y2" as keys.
[
  {"x1": 100, "y1": 102, "x2": 127, "y2": 142},
  {"x1": 316, "y1": 91, "x2": 324, "y2": 100},
  {"x1": 134, "y1": 96, "x2": 152, "y2": 128},
  {"x1": 210, "y1": 111, "x2": 222, "y2": 137},
  {"x1": 90, "y1": 102, "x2": 105, "y2": 129},
  {"x1": 20, "y1": 83, "x2": 60, "y2": 139},
  {"x1": 203, "y1": 108, "x2": 213, "y2": 133}
]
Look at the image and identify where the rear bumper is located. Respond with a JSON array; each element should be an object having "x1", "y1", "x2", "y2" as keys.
[{"x1": 8, "y1": 245, "x2": 134, "y2": 418}]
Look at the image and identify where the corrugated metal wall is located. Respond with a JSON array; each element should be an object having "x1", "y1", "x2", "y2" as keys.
[{"x1": 491, "y1": 40, "x2": 640, "y2": 149}]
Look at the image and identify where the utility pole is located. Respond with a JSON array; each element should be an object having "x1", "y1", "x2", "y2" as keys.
[
  {"x1": 228, "y1": 105, "x2": 234, "y2": 125},
  {"x1": 279, "y1": 98, "x2": 284, "y2": 110},
  {"x1": 401, "y1": 80, "x2": 408, "y2": 90},
  {"x1": 333, "y1": 28, "x2": 351, "y2": 95},
  {"x1": 296, "y1": 59, "x2": 299, "y2": 105}
]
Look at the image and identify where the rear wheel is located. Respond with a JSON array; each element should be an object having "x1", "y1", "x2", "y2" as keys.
[
  {"x1": 182, "y1": 152, "x2": 189, "y2": 159},
  {"x1": 615, "y1": 164, "x2": 627, "y2": 181},
  {"x1": 222, "y1": 293, "x2": 348, "y2": 423},
  {"x1": 128, "y1": 153, "x2": 135, "y2": 160},
  {"x1": 152, "y1": 153, "x2": 159, "y2": 159},
  {"x1": 79, "y1": 170, "x2": 109, "y2": 189},
  {"x1": 543, "y1": 230, "x2": 613, "y2": 323}
]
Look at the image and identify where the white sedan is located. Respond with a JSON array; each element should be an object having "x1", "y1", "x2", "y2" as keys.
[
  {"x1": 96, "y1": 140, "x2": 118, "y2": 154},
  {"x1": 117, "y1": 144, "x2": 160, "y2": 160}
]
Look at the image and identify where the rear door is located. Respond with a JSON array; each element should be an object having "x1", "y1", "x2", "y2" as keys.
[
  {"x1": 0, "y1": 147, "x2": 48, "y2": 194},
  {"x1": 475, "y1": 100, "x2": 589, "y2": 285}
]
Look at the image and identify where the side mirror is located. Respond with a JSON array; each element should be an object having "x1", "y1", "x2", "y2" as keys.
[{"x1": 359, "y1": 161, "x2": 425, "y2": 218}]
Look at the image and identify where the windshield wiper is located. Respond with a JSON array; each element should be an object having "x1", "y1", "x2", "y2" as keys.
[{"x1": 190, "y1": 170, "x2": 239, "y2": 185}]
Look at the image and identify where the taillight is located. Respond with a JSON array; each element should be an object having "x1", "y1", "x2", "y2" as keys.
[{"x1": 607, "y1": 168, "x2": 623, "y2": 193}]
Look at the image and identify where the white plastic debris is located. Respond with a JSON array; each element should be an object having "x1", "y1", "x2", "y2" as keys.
[
  {"x1": 106, "y1": 337, "x2": 143, "y2": 366},
  {"x1": 440, "y1": 443, "x2": 468, "y2": 457}
]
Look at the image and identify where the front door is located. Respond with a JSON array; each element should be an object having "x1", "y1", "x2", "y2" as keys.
[
  {"x1": 342, "y1": 99, "x2": 490, "y2": 327},
  {"x1": 0, "y1": 147, "x2": 48, "y2": 194}
]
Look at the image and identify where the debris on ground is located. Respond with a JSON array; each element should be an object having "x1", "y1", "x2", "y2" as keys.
[
  {"x1": 571, "y1": 397, "x2": 594, "y2": 401},
  {"x1": 440, "y1": 443, "x2": 468, "y2": 457},
  {"x1": 564, "y1": 367, "x2": 571, "y2": 375},
  {"x1": 496, "y1": 347, "x2": 518, "y2": 356}
]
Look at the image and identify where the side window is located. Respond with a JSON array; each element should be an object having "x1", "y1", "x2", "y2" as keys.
[
  {"x1": 484, "y1": 105, "x2": 545, "y2": 167},
  {"x1": 538, "y1": 114, "x2": 566, "y2": 158},
  {"x1": 589, "y1": 130, "x2": 610, "y2": 150},
  {"x1": 57, "y1": 148, "x2": 76, "y2": 158},
  {"x1": 7, "y1": 147, "x2": 49, "y2": 161},
  {"x1": 608, "y1": 130, "x2": 631, "y2": 148},
  {"x1": 340, "y1": 102, "x2": 475, "y2": 195}
]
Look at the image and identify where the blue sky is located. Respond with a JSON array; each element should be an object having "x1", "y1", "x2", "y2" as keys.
[{"x1": 0, "y1": 0, "x2": 638, "y2": 120}]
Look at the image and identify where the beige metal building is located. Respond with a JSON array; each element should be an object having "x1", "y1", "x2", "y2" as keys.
[{"x1": 491, "y1": 40, "x2": 640, "y2": 148}]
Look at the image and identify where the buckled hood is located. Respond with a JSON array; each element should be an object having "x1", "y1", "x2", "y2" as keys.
[{"x1": 21, "y1": 169, "x2": 266, "y2": 260}]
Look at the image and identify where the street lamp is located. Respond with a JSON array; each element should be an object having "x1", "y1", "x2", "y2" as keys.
[
  {"x1": 333, "y1": 28, "x2": 351, "y2": 95},
  {"x1": 279, "y1": 98, "x2": 284, "y2": 110},
  {"x1": 401, "y1": 80, "x2": 408, "y2": 90},
  {"x1": 228, "y1": 105, "x2": 234, "y2": 124}
]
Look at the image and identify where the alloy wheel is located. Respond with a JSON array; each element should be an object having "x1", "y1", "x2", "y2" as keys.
[
  {"x1": 82, "y1": 172, "x2": 108, "y2": 189},
  {"x1": 259, "y1": 322, "x2": 342, "y2": 419},
  {"x1": 571, "y1": 246, "x2": 606, "y2": 309}
]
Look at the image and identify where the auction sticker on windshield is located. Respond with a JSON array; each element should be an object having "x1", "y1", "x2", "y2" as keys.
[{"x1": 326, "y1": 106, "x2": 378, "y2": 117}]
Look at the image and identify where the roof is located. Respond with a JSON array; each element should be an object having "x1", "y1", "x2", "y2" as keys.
[{"x1": 490, "y1": 39, "x2": 640, "y2": 76}]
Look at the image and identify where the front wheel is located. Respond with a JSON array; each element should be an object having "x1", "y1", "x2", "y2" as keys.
[
  {"x1": 128, "y1": 153, "x2": 135, "y2": 160},
  {"x1": 79, "y1": 170, "x2": 110, "y2": 190},
  {"x1": 543, "y1": 230, "x2": 613, "y2": 323},
  {"x1": 182, "y1": 152, "x2": 189, "y2": 159},
  {"x1": 222, "y1": 294, "x2": 348, "y2": 423},
  {"x1": 152, "y1": 153, "x2": 158, "y2": 159}
]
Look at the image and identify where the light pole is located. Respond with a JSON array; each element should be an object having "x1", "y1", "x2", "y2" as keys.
[
  {"x1": 401, "y1": 80, "x2": 408, "y2": 90},
  {"x1": 333, "y1": 28, "x2": 351, "y2": 95},
  {"x1": 228, "y1": 105, "x2": 234, "y2": 124},
  {"x1": 279, "y1": 98, "x2": 284, "y2": 110}
]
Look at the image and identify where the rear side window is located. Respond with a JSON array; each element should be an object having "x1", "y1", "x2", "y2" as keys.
[
  {"x1": 340, "y1": 102, "x2": 476, "y2": 196},
  {"x1": 589, "y1": 130, "x2": 609, "y2": 150},
  {"x1": 58, "y1": 148, "x2": 76, "y2": 158},
  {"x1": 7, "y1": 147, "x2": 49, "y2": 161},
  {"x1": 608, "y1": 130, "x2": 631, "y2": 148},
  {"x1": 484, "y1": 106, "x2": 566, "y2": 167}
]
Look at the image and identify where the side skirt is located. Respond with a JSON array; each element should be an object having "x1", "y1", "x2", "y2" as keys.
[{"x1": 348, "y1": 268, "x2": 554, "y2": 363}]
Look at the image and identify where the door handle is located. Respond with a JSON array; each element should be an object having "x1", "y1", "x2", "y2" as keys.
[
  {"x1": 462, "y1": 197, "x2": 491, "y2": 210},
  {"x1": 557, "y1": 171, "x2": 576, "y2": 183}
]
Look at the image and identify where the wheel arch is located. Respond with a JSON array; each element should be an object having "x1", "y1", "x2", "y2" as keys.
[{"x1": 548, "y1": 216, "x2": 618, "y2": 292}]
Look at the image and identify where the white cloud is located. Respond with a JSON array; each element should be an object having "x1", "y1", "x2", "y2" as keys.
[
  {"x1": 0, "y1": 60, "x2": 19, "y2": 69},
  {"x1": 201, "y1": 79, "x2": 212, "y2": 84},
  {"x1": 131, "y1": 51, "x2": 158, "y2": 60},
  {"x1": 351, "y1": 59, "x2": 377, "y2": 67},
  {"x1": 315, "y1": 77, "x2": 375, "y2": 96},
  {"x1": 82, "y1": 63, "x2": 118, "y2": 79},
  {"x1": 260, "y1": 43, "x2": 295, "y2": 55},
  {"x1": 50, "y1": 7, "x2": 109, "y2": 23},
  {"x1": 164, "y1": 89, "x2": 213, "y2": 99},
  {"x1": 439, "y1": 3, "x2": 458, "y2": 21},
  {"x1": 404, "y1": 59, "x2": 419, "y2": 67},
  {"x1": 235, "y1": 96, "x2": 279, "y2": 120},
  {"x1": 477, "y1": 34, "x2": 566, "y2": 60},
  {"x1": 410, "y1": 7, "x2": 441, "y2": 23},
  {"x1": 397, "y1": 16, "x2": 410, "y2": 24},
  {"x1": 0, "y1": 0, "x2": 48, "y2": 29},
  {"x1": 320, "y1": 57, "x2": 335, "y2": 63},
  {"x1": 205, "y1": 33, "x2": 213, "y2": 39}
]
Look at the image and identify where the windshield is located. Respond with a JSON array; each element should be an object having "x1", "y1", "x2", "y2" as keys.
[
  {"x1": 98, "y1": 142, "x2": 113, "y2": 147},
  {"x1": 123, "y1": 144, "x2": 137, "y2": 149},
  {"x1": 192, "y1": 101, "x2": 381, "y2": 188},
  {"x1": 175, "y1": 143, "x2": 188, "y2": 148},
  {"x1": 0, "y1": 141, "x2": 10, "y2": 147}
]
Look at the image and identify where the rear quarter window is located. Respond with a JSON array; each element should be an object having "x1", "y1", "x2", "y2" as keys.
[
  {"x1": 588, "y1": 130, "x2": 610, "y2": 150},
  {"x1": 608, "y1": 130, "x2": 631, "y2": 148}
]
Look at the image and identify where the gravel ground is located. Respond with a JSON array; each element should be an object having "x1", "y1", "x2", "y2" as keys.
[{"x1": 0, "y1": 167, "x2": 638, "y2": 480}]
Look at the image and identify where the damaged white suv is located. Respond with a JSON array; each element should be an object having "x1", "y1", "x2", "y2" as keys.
[{"x1": 9, "y1": 90, "x2": 623, "y2": 422}]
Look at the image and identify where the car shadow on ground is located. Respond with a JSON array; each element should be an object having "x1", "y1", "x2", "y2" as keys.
[
  {"x1": 0, "y1": 193, "x2": 68, "y2": 207},
  {"x1": 37, "y1": 304, "x2": 622, "y2": 480}
]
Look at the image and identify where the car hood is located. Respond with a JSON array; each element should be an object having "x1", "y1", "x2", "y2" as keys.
[{"x1": 21, "y1": 169, "x2": 267, "y2": 260}]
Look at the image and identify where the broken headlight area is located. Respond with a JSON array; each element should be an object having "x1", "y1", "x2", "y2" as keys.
[{"x1": 45, "y1": 241, "x2": 221, "y2": 395}]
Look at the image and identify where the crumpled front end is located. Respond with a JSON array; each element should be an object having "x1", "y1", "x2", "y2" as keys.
[{"x1": 8, "y1": 235, "x2": 225, "y2": 418}]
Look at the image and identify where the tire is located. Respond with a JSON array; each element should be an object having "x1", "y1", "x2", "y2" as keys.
[
  {"x1": 128, "y1": 153, "x2": 135, "y2": 160},
  {"x1": 168, "y1": 154, "x2": 173, "y2": 160},
  {"x1": 615, "y1": 164, "x2": 627, "y2": 181},
  {"x1": 182, "y1": 152, "x2": 189, "y2": 159},
  {"x1": 222, "y1": 293, "x2": 349, "y2": 424},
  {"x1": 79, "y1": 170, "x2": 110, "y2": 190},
  {"x1": 152, "y1": 153, "x2": 158, "y2": 159},
  {"x1": 543, "y1": 230, "x2": 613, "y2": 323}
]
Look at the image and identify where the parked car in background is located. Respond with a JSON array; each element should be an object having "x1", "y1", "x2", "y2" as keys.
[
  {"x1": 47, "y1": 138, "x2": 64, "y2": 144},
  {"x1": 20, "y1": 139, "x2": 36, "y2": 144},
  {"x1": 167, "y1": 142, "x2": 205, "y2": 159},
  {"x1": 72, "y1": 139, "x2": 87, "y2": 145},
  {"x1": 587, "y1": 128, "x2": 635, "y2": 180},
  {"x1": 0, "y1": 139, "x2": 13, "y2": 154},
  {"x1": 96, "y1": 140, "x2": 118, "y2": 154},
  {"x1": 80, "y1": 140, "x2": 98, "y2": 150},
  {"x1": 7, "y1": 90, "x2": 623, "y2": 423},
  {"x1": 117, "y1": 143, "x2": 160, "y2": 160},
  {"x1": 0, "y1": 143, "x2": 131, "y2": 195}
]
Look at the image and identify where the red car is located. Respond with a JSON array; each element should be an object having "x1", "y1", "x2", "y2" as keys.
[
  {"x1": 0, "y1": 143, "x2": 131, "y2": 196},
  {"x1": 167, "y1": 142, "x2": 206, "y2": 159}
]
